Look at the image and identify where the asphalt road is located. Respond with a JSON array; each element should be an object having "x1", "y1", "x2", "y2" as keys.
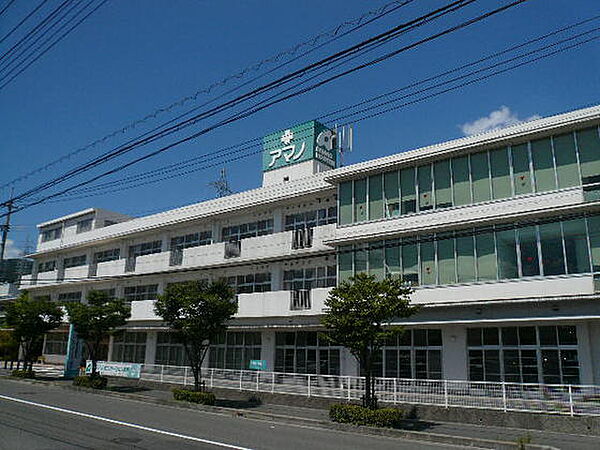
[{"x1": 0, "y1": 378, "x2": 461, "y2": 450}]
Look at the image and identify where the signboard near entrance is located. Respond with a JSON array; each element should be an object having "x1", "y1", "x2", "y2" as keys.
[
  {"x1": 85, "y1": 361, "x2": 142, "y2": 378},
  {"x1": 262, "y1": 120, "x2": 337, "y2": 172},
  {"x1": 249, "y1": 360, "x2": 268, "y2": 371}
]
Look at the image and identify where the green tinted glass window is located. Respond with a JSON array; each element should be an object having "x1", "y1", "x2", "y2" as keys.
[
  {"x1": 437, "y1": 237, "x2": 456, "y2": 284},
  {"x1": 518, "y1": 225, "x2": 540, "y2": 276},
  {"x1": 562, "y1": 218, "x2": 590, "y2": 274},
  {"x1": 354, "y1": 179, "x2": 367, "y2": 223},
  {"x1": 470, "y1": 152, "x2": 491, "y2": 203},
  {"x1": 496, "y1": 228, "x2": 519, "y2": 279},
  {"x1": 511, "y1": 143, "x2": 533, "y2": 195},
  {"x1": 368, "y1": 175, "x2": 383, "y2": 221},
  {"x1": 475, "y1": 230, "x2": 497, "y2": 281},
  {"x1": 383, "y1": 171, "x2": 400, "y2": 218},
  {"x1": 368, "y1": 242, "x2": 385, "y2": 280},
  {"x1": 577, "y1": 127, "x2": 600, "y2": 184},
  {"x1": 400, "y1": 167, "x2": 416, "y2": 214},
  {"x1": 588, "y1": 215, "x2": 600, "y2": 272},
  {"x1": 490, "y1": 148, "x2": 512, "y2": 199},
  {"x1": 417, "y1": 165, "x2": 433, "y2": 211},
  {"x1": 385, "y1": 240, "x2": 401, "y2": 277},
  {"x1": 456, "y1": 234, "x2": 476, "y2": 282},
  {"x1": 434, "y1": 160, "x2": 452, "y2": 208},
  {"x1": 539, "y1": 222, "x2": 565, "y2": 276},
  {"x1": 339, "y1": 181, "x2": 353, "y2": 225},
  {"x1": 355, "y1": 244, "x2": 367, "y2": 274},
  {"x1": 553, "y1": 133, "x2": 580, "y2": 189},
  {"x1": 420, "y1": 238, "x2": 436, "y2": 285},
  {"x1": 338, "y1": 245, "x2": 353, "y2": 282},
  {"x1": 452, "y1": 156, "x2": 472, "y2": 206},
  {"x1": 531, "y1": 138, "x2": 557, "y2": 192},
  {"x1": 402, "y1": 242, "x2": 419, "y2": 285}
]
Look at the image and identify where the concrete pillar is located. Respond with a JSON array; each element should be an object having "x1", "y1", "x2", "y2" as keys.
[
  {"x1": 211, "y1": 221, "x2": 221, "y2": 242},
  {"x1": 144, "y1": 331, "x2": 157, "y2": 365},
  {"x1": 261, "y1": 330, "x2": 276, "y2": 372},
  {"x1": 441, "y1": 325, "x2": 468, "y2": 380},
  {"x1": 107, "y1": 335, "x2": 114, "y2": 361},
  {"x1": 271, "y1": 263, "x2": 283, "y2": 291},
  {"x1": 272, "y1": 208, "x2": 283, "y2": 233},
  {"x1": 579, "y1": 321, "x2": 597, "y2": 385}
]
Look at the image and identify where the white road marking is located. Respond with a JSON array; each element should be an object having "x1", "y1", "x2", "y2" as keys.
[{"x1": 0, "y1": 394, "x2": 253, "y2": 450}]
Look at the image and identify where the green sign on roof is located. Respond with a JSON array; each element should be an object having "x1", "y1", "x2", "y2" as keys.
[{"x1": 262, "y1": 120, "x2": 337, "y2": 172}]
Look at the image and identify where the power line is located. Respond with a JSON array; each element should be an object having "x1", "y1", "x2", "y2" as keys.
[
  {"x1": 0, "y1": 0, "x2": 108, "y2": 91},
  {"x1": 2, "y1": 0, "x2": 486, "y2": 207},
  {"x1": 0, "y1": 0, "x2": 416, "y2": 189},
  {"x1": 0, "y1": 0, "x2": 49, "y2": 46},
  {"x1": 0, "y1": 0, "x2": 16, "y2": 18},
  {"x1": 47, "y1": 24, "x2": 600, "y2": 202}
]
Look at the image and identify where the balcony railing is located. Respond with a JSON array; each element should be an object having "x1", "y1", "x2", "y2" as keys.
[
  {"x1": 224, "y1": 241, "x2": 241, "y2": 259},
  {"x1": 290, "y1": 289, "x2": 311, "y2": 310},
  {"x1": 292, "y1": 228, "x2": 313, "y2": 249}
]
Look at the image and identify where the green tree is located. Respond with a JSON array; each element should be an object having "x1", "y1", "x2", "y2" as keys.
[
  {"x1": 321, "y1": 273, "x2": 417, "y2": 409},
  {"x1": 0, "y1": 329, "x2": 19, "y2": 361},
  {"x1": 4, "y1": 292, "x2": 63, "y2": 371},
  {"x1": 154, "y1": 280, "x2": 237, "y2": 391},
  {"x1": 65, "y1": 290, "x2": 130, "y2": 376}
]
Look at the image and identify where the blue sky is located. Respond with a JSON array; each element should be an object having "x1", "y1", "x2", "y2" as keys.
[{"x1": 1, "y1": 0, "x2": 599, "y2": 256}]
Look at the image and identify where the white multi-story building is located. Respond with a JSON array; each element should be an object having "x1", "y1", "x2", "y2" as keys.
[{"x1": 20, "y1": 106, "x2": 600, "y2": 385}]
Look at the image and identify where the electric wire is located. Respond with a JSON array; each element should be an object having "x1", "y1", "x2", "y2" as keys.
[
  {"x1": 0, "y1": 0, "x2": 49, "y2": 46},
  {"x1": 0, "y1": 0, "x2": 16, "y2": 18}
]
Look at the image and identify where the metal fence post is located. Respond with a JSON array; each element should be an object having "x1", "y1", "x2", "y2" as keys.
[
  {"x1": 444, "y1": 379, "x2": 449, "y2": 408},
  {"x1": 307, "y1": 374, "x2": 311, "y2": 397},
  {"x1": 347, "y1": 376, "x2": 351, "y2": 401},
  {"x1": 239, "y1": 370, "x2": 243, "y2": 391},
  {"x1": 183, "y1": 367, "x2": 187, "y2": 386},
  {"x1": 256, "y1": 371, "x2": 260, "y2": 392},
  {"x1": 271, "y1": 372, "x2": 275, "y2": 394},
  {"x1": 210, "y1": 368, "x2": 214, "y2": 389},
  {"x1": 568, "y1": 385, "x2": 574, "y2": 417},
  {"x1": 394, "y1": 379, "x2": 398, "y2": 404},
  {"x1": 160, "y1": 365, "x2": 164, "y2": 383},
  {"x1": 502, "y1": 382, "x2": 507, "y2": 412}
]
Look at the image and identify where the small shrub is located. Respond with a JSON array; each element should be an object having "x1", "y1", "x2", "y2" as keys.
[
  {"x1": 172, "y1": 388, "x2": 216, "y2": 405},
  {"x1": 329, "y1": 403, "x2": 404, "y2": 428},
  {"x1": 247, "y1": 394, "x2": 262, "y2": 405},
  {"x1": 11, "y1": 369, "x2": 35, "y2": 379},
  {"x1": 73, "y1": 375, "x2": 108, "y2": 389}
]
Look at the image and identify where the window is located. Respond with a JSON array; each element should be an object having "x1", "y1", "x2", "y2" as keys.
[
  {"x1": 63, "y1": 255, "x2": 86, "y2": 268},
  {"x1": 434, "y1": 160, "x2": 452, "y2": 208},
  {"x1": 400, "y1": 167, "x2": 416, "y2": 214},
  {"x1": 57, "y1": 291, "x2": 81, "y2": 303},
  {"x1": 112, "y1": 332, "x2": 147, "y2": 363},
  {"x1": 129, "y1": 241, "x2": 162, "y2": 258},
  {"x1": 371, "y1": 329, "x2": 442, "y2": 379},
  {"x1": 227, "y1": 273, "x2": 271, "y2": 294},
  {"x1": 589, "y1": 215, "x2": 600, "y2": 272},
  {"x1": 368, "y1": 174, "x2": 383, "y2": 220},
  {"x1": 339, "y1": 181, "x2": 353, "y2": 225},
  {"x1": 368, "y1": 242, "x2": 385, "y2": 280},
  {"x1": 553, "y1": 133, "x2": 581, "y2": 189},
  {"x1": 496, "y1": 226, "x2": 518, "y2": 279},
  {"x1": 468, "y1": 326, "x2": 579, "y2": 384},
  {"x1": 283, "y1": 265, "x2": 336, "y2": 290},
  {"x1": 94, "y1": 248, "x2": 120, "y2": 263},
  {"x1": 383, "y1": 171, "x2": 400, "y2": 217},
  {"x1": 44, "y1": 332, "x2": 68, "y2": 355},
  {"x1": 511, "y1": 143, "x2": 533, "y2": 195},
  {"x1": 353, "y1": 178, "x2": 367, "y2": 222},
  {"x1": 531, "y1": 138, "x2": 557, "y2": 192},
  {"x1": 456, "y1": 232, "x2": 476, "y2": 283},
  {"x1": 401, "y1": 240, "x2": 418, "y2": 285},
  {"x1": 475, "y1": 229, "x2": 497, "y2": 281},
  {"x1": 275, "y1": 331, "x2": 340, "y2": 375},
  {"x1": 437, "y1": 236, "x2": 456, "y2": 284},
  {"x1": 209, "y1": 332, "x2": 261, "y2": 370},
  {"x1": 155, "y1": 332, "x2": 186, "y2": 366},
  {"x1": 123, "y1": 284, "x2": 158, "y2": 302},
  {"x1": 338, "y1": 245, "x2": 353, "y2": 283},
  {"x1": 284, "y1": 208, "x2": 335, "y2": 231},
  {"x1": 470, "y1": 152, "x2": 491, "y2": 203},
  {"x1": 170, "y1": 231, "x2": 212, "y2": 250},
  {"x1": 222, "y1": 219, "x2": 273, "y2": 241},
  {"x1": 452, "y1": 156, "x2": 471, "y2": 206},
  {"x1": 76, "y1": 218, "x2": 93, "y2": 234},
  {"x1": 419, "y1": 237, "x2": 436, "y2": 285},
  {"x1": 518, "y1": 225, "x2": 540, "y2": 277},
  {"x1": 562, "y1": 218, "x2": 590, "y2": 274},
  {"x1": 38, "y1": 260, "x2": 56, "y2": 273},
  {"x1": 539, "y1": 221, "x2": 565, "y2": 276},
  {"x1": 95, "y1": 288, "x2": 116, "y2": 300},
  {"x1": 490, "y1": 147, "x2": 512, "y2": 199},
  {"x1": 417, "y1": 165, "x2": 433, "y2": 211},
  {"x1": 576, "y1": 127, "x2": 600, "y2": 185},
  {"x1": 41, "y1": 227, "x2": 61, "y2": 242}
]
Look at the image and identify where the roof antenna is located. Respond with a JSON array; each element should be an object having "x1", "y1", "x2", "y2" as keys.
[
  {"x1": 336, "y1": 123, "x2": 354, "y2": 167},
  {"x1": 209, "y1": 167, "x2": 233, "y2": 198}
]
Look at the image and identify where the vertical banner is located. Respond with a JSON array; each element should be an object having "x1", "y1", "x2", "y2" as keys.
[{"x1": 63, "y1": 324, "x2": 83, "y2": 378}]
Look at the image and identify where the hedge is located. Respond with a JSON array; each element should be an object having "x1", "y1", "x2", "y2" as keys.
[
  {"x1": 11, "y1": 369, "x2": 35, "y2": 379},
  {"x1": 172, "y1": 388, "x2": 216, "y2": 405},
  {"x1": 73, "y1": 375, "x2": 108, "y2": 389},
  {"x1": 329, "y1": 404, "x2": 404, "y2": 428}
]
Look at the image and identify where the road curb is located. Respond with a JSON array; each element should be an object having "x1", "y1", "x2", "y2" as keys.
[{"x1": 0, "y1": 376, "x2": 557, "y2": 450}]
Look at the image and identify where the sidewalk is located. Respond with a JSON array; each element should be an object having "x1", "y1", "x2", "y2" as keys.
[{"x1": 7, "y1": 373, "x2": 593, "y2": 450}]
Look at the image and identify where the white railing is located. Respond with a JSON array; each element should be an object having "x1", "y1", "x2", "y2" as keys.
[{"x1": 138, "y1": 363, "x2": 600, "y2": 417}]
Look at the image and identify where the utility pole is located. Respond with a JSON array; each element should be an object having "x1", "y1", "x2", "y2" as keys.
[
  {"x1": 209, "y1": 167, "x2": 233, "y2": 198},
  {"x1": 0, "y1": 199, "x2": 14, "y2": 262}
]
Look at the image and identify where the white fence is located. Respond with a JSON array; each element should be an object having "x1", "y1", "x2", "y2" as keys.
[{"x1": 139, "y1": 364, "x2": 600, "y2": 417}]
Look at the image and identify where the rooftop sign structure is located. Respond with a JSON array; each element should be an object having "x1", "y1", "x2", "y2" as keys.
[{"x1": 262, "y1": 120, "x2": 337, "y2": 172}]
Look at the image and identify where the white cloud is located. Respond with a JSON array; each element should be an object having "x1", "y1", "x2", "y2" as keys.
[
  {"x1": 3, "y1": 239, "x2": 22, "y2": 258},
  {"x1": 460, "y1": 106, "x2": 541, "y2": 136}
]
